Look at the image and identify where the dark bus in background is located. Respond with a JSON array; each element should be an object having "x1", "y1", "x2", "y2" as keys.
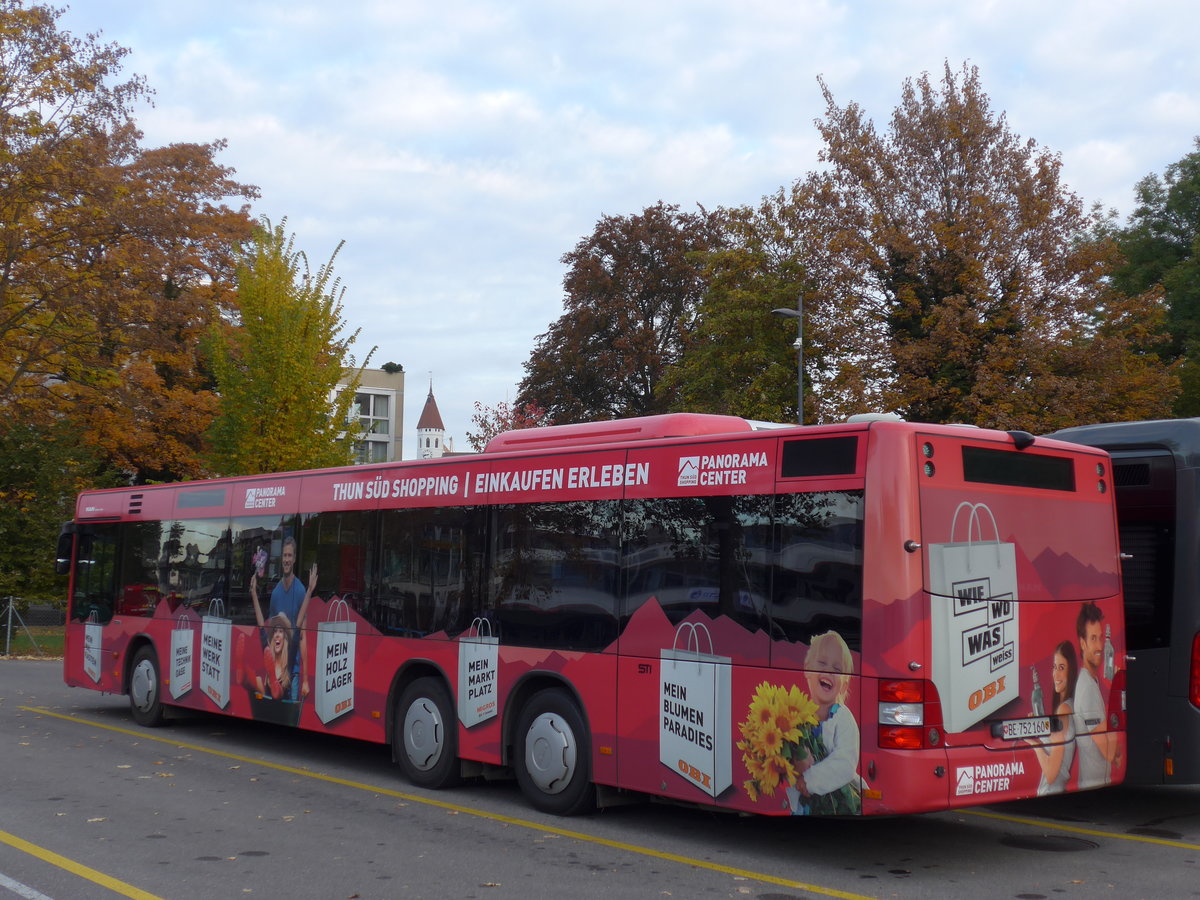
[{"x1": 1052, "y1": 417, "x2": 1200, "y2": 784}]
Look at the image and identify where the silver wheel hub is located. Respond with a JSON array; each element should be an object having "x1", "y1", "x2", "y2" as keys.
[
  {"x1": 130, "y1": 658, "x2": 156, "y2": 711},
  {"x1": 403, "y1": 697, "x2": 444, "y2": 771},
  {"x1": 524, "y1": 712, "x2": 575, "y2": 794}
]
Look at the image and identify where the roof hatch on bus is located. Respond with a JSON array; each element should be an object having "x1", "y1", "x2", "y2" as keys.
[{"x1": 484, "y1": 413, "x2": 753, "y2": 453}]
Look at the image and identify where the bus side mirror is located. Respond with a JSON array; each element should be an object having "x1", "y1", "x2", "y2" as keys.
[
  {"x1": 55, "y1": 523, "x2": 85, "y2": 576},
  {"x1": 55, "y1": 528, "x2": 74, "y2": 575}
]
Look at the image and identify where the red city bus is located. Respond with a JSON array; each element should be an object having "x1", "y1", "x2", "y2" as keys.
[{"x1": 57, "y1": 414, "x2": 1127, "y2": 815}]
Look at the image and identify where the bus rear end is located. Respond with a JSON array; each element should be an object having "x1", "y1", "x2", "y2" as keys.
[{"x1": 861, "y1": 425, "x2": 1126, "y2": 813}]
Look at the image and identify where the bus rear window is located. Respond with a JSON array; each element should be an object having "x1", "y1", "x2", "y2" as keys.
[{"x1": 961, "y1": 446, "x2": 1075, "y2": 491}]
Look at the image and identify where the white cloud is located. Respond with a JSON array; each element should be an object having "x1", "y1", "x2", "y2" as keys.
[{"x1": 60, "y1": 0, "x2": 1200, "y2": 450}]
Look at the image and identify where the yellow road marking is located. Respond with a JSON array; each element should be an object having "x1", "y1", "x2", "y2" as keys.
[
  {"x1": 962, "y1": 807, "x2": 1200, "y2": 851},
  {"x1": 0, "y1": 829, "x2": 165, "y2": 900},
  {"x1": 23, "y1": 705, "x2": 873, "y2": 900}
]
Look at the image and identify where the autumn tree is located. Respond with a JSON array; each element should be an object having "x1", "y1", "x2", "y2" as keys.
[
  {"x1": 0, "y1": 1, "x2": 257, "y2": 482},
  {"x1": 1108, "y1": 137, "x2": 1200, "y2": 415},
  {"x1": 518, "y1": 202, "x2": 721, "y2": 422},
  {"x1": 205, "y1": 219, "x2": 373, "y2": 476},
  {"x1": 662, "y1": 198, "x2": 822, "y2": 423},
  {"x1": 767, "y1": 63, "x2": 1175, "y2": 429},
  {"x1": 465, "y1": 399, "x2": 552, "y2": 452}
]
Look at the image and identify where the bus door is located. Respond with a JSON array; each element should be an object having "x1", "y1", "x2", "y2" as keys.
[{"x1": 1106, "y1": 448, "x2": 1183, "y2": 783}]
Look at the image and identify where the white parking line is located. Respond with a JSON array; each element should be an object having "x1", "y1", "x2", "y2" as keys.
[{"x1": 0, "y1": 872, "x2": 54, "y2": 900}]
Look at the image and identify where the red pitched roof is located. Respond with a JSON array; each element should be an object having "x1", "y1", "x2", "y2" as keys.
[{"x1": 417, "y1": 389, "x2": 445, "y2": 431}]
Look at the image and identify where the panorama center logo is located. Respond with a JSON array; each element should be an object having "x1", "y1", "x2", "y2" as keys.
[
  {"x1": 677, "y1": 457, "x2": 700, "y2": 487},
  {"x1": 244, "y1": 485, "x2": 285, "y2": 510}
]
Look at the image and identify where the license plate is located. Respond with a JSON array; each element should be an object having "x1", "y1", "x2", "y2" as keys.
[{"x1": 999, "y1": 717, "x2": 1051, "y2": 740}]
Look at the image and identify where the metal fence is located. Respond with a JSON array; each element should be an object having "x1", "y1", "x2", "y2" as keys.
[{"x1": 3, "y1": 598, "x2": 65, "y2": 656}]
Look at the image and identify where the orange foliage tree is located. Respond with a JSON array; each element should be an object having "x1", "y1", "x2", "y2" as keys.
[
  {"x1": 786, "y1": 63, "x2": 1176, "y2": 429},
  {"x1": 465, "y1": 399, "x2": 552, "y2": 452},
  {"x1": 0, "y1": 2, "x2": 257, "y2": 482}
]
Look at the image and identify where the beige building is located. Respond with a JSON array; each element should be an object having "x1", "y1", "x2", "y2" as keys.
[{"x1": 346, "y1": 365, "x2": 405, "y2": 463}]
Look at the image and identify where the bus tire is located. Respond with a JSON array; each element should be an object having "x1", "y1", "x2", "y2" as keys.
[
  {"x1": 394, "y1": 676, "x2": 460, "y2": 789},
  {"x1": 514, "y1": 688, "x2": 595, "y2": 816},
  {"x1": 128, "y1": 645, "x2": 166, "y2": 727}
]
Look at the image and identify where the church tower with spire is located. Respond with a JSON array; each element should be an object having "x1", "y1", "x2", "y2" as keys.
[{"x1": 416, "y1": 378, "x2": 447, "y2": 459}]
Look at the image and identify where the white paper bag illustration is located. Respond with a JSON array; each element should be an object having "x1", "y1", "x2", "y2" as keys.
[
  {"x1": 316, "y1": 597, "x2": 356, "y2": 724},
  {"x1": 458, "y1": 617, "x2": 499, "y2": 727},
  {"x1": 928, "y1": 501, "x2": 1020, "y2": 732},
  {"x1": 170, "y1": 614, "x2": 195, "y2": 699},
  {"x1": 659, "y1": 621, "x2": 732, "y2": 797},
  {"x1": 200, "y1": 599, "x2": 231, "y2": 709},
  {"x1": 83, "y1": 610, "x2": 102, "y2": 684}
]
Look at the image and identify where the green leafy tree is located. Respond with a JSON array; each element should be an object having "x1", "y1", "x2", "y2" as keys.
[
  {"x1": 663, "y1": 199, "x2": 818, "y2": 423},
  {"x1": 206, "y1": 219, "x2": 374, "y2": 476},
  {"x1": 518, "y1": 202, "x2": 721, "y2": 422},
  {"x1": 1108, "y1": 137, "x2": 1200, "y2": 415},
  {"x1": 772, "y1": 63, "x2": 1174, "y2": 428},
  {"x1": 0, "y1": 421, "x2": 120, "y2": 603}
]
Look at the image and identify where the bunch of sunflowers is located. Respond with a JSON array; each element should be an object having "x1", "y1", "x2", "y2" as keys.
[
  {"x1": 737, "y1": 681, "x2": 820, "y2": 804},
  {"x1": 737, "y1": 680, "x2": 861, "y2": 815}
]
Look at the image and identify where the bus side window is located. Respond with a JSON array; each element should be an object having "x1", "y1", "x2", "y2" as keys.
[
  {"x1": 116, "y1": 521, "x2": 166, "y2": 616},
  {"x1": 378, "y1": 506, "x2": 487, "y2": 638},
  {"x1": 491, "y1": 500, "x2": 620, "y2": 651},
  {"x1": 770, "y1": 491, "x2": 864, "y2": 651},
  {"x1": 228, "y1": 516, "x2": 296, "y2": 626},
  {"x1": 301, "y1": 510, "x2": 379, "y2": 624},
  {"x1": 71, "y1": 526, "x2": 117, "y2": 624},
  {"x1": 623, "y1": 495, "x2": 773, "y2": 637}
]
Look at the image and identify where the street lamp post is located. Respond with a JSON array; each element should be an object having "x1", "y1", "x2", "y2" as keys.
[{"x1": 772, "y1": 301, "x2": 803, "y2": 425}]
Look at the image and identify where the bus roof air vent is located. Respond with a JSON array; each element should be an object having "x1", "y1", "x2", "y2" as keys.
[
  {"x1": 483, "y1": 413, "x2": 753, "y2": 453},
  {"x1": 846, "y1": 413, "x2": 903, "y2": 423}
]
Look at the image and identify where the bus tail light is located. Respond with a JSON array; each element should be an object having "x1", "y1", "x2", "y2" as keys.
[
  {"x1": 1191, "y1": 632, "x2": 1200, "y2": 710},
  {"x1": 878, "y1": 679, "x2": 944, "y2": 749}
]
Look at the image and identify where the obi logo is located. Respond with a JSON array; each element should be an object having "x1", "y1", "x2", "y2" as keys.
[
  {"x1": 677, "y1": 457, "x2": 700, "y2": 487},
  {"x1": 967, "y1": 675, "x2": 1007, "y2": 710},
  {"x1": 677, "y1": 759, "x2": 712, "y2": 790}
]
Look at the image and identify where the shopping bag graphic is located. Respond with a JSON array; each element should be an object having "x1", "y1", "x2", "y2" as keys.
[
  {"x1": 169, "y1": 614, "x2": 195, "y2": 699},
  {"x1": 458, "y1": 617, "x2": 499, "y2": 727},
  {"x1": 659, "y1": 621, "x2": 732, "y2": 797},
  {"x1": 928, "y1": 501, "x2": 1020, "y2": 732},
  {"x1": 316, "y1": 597, "x2": 357, "y2": 724},
  {"x1": 83, "y1": 611, "x2": 102, "y2": 684},
  {"x1": 200, "y1": 599, "x2": 231, "y2": 709}
]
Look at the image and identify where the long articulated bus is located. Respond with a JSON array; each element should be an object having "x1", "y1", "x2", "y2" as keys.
[
  {"x1": 58, "y1": 413, "x2": 1127, "y2": 816},
  {"x1": 1051, "y1": 417, "x2": 1200, "y2": 784}
]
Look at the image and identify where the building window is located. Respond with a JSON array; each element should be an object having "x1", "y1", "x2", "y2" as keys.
[
  {"x1": 354, "y1": 440, "x2": 390, "y2": 464},
  {"x1": 356, "y1": 393, "x2": 390, "y2": 435}
]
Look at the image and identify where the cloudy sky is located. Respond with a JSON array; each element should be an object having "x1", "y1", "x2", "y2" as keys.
[{"x1": 60, "y1": 1, "x2": 1199, "y2": 453}]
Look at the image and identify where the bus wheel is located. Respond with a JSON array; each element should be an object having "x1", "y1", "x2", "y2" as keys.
[
  {"x1": 394, "y1": 677, "x2": 460, "y2": 789},
  {"x1": 128, "y1": 646, "x2": 165, "y2": 727},
  {"x1": 514, "y1": 688, "x2": 595, "y2": 816}
]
